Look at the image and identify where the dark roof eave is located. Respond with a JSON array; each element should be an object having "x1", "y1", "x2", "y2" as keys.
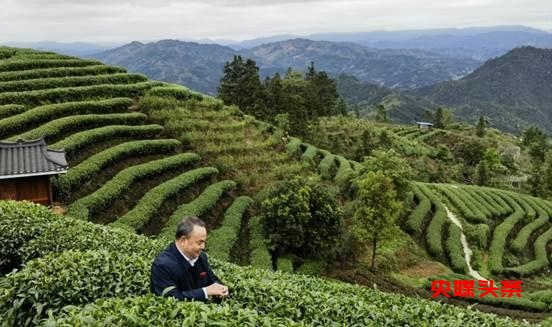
[{"x1": 0, "y1": 170, "x2": 68, "y2": 180}]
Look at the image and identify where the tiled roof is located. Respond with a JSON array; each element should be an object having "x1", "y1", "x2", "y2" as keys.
[{"x1": 0, "y1": 138, "x2": 68, "y2": 180}]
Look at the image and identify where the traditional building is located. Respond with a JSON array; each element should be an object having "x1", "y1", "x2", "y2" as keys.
[
  {"x1": 0, "y1": 138, "x2": 68, "y2": 205},
  {"x1": 416, "y1": 122, "x2": 434, "y2": 130}
]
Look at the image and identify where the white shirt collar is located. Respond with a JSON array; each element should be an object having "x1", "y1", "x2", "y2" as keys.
[{"x1": 175, "y1": 241, "x2": 199, "y2": 267}]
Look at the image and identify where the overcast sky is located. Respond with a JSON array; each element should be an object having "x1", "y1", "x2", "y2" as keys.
[{"x1": 1, "y1": 0, "x2": 551, "y2": 43}]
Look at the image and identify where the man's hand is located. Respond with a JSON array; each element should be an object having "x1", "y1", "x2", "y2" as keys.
[{"x1": 205, "y1": 283, "x2": 229, "y2": 297}]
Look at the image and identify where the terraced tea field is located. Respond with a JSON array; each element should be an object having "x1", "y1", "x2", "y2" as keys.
[{"x1": 0, "y1": 47, "x2": 550, "y2": 325}]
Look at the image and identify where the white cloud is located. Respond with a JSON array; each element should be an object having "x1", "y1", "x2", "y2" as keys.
[{"x1": 0, "y1": 0, "x2": 550, "y2": 42}]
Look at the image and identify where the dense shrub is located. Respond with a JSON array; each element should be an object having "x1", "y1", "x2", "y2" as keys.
[
  {"x1": 405, "y1": 184, "x2": 431, "y2": 234},
  {"x1": 248, "y1": 216, "x2": 272, "y2": 269},
  {"x1": 276, "y1": 257, "x2": 294, "y2": 273},
  {"x1": 529, "y1": 290, "x2": 552, "y2": 310},
  {"x1": 0, "y1": 250, "x2": 151, "y2": 326},
  {"x1": 296, "y1": 260, "x2": 327, "y2": 275},
  {"x1": 0, "y1": 201, "x2": 162, "y2": 273},
  {"x1": 138, "y1": 95, "x2": 179, "y2": 113},
  {"x1": 0, "y1": 201, "x2": 56, "y2": 274},
  {"x1": 260, "y1": 178, "x2": 342, "y2": 258},
  {"x1": 0, "y1": 73, "x2": 147, "y2": 93},
  {"x1": 318, "y1": 154, "x2": 336, "y2": 180},
  {"x1": 510, "y1": 209, "x2": 549, "y2": 253},
  {"x1": 111, "y1": 167, "x2": 219, "y2": 233},
  {"x1": 67, "y1": 153, "x2": 199, "y2": 220},
  {"x1": 50, "y1": 124, "x2": 164, "y2": 156},
  {"x1": 420, "y1": 185, "x2": 447, "y2": 258},
  {"x1": 433, "y1": 184, "x2": 486, "y2": 223},
  {"x1": 0, "y1": 81, "x2": 162, "y2": 106},
  {"x1": 0, "y1": 59, "x2": 100, "y2": 73},
  {"x1": 334, "y1": 155, "x2": 355, "y2": 188},
  {"x1": 0, "y1": 97, "x2": 133, "y2": 139},
  {"x1": 0, "y1": 104, "x2": 25, "y2": 119},
  {"x1": 285, "y1": 137, "x2": 302, "y2": 156},
  {"x1": 301, "y1": 144, "x2": 319, "y2": 161},
  {"x1": 464, "y1": 223, "x2": 489, "y2": 249},
  {"x1": 0, "y1": 200, "x2": 538, "y2": 326},
  {"x1": 46, "y1": 295, "x2": 300, "y2": 326},
  {"x1": 0, "y1": 65, "x2": 126, "y2": 82},
  {"x1": 146, "y1": 85, "x2": 204, "y2": 101},
  {"x1": 207, "y1": 196, "x2": 254, "y2": 261},
  {"x1": 13, "y1": 112, "x2": 147, "y2": 142},
  {"x1": 488, "y1": 192, "x2": 524, "y2": 274},
  {"x1": 55, "y1": 139, "x2": 181, "y2": 195},
  {"x1": 505, "y1": 227, "x2": 552, "y2": 276},
  {"x1": 158, "y1": 180, "x2": 237, "y2": 240},
  {"x1": 446, "y1": 223, "x2": 468, "y2": 273}
]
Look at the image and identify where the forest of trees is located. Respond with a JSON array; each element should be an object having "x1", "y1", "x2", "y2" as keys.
[{"x1": 218, "y1": 55, "x2": 344, "y2": 136}]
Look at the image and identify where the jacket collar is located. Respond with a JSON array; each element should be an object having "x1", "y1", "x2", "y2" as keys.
[
  {"x1": 169, "y1": 242, "x2": 193, "y2": 270},
  {"x1": 174, "y1": 241, "x2": 199, "y2": 266}
]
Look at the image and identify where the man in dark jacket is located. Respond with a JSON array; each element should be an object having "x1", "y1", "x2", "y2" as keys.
[{"x1": 151, "y1": 216, "x2": 229, "y2": 301}]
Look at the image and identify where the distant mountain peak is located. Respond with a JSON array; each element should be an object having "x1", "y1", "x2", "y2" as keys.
[{"x1": 414, "y1": 46, "x2": 552, "y2": 134}]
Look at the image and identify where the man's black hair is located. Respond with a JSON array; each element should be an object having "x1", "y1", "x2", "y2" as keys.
[{"x1": 175, "y1": 216, "x2": 205, "y2": 240}]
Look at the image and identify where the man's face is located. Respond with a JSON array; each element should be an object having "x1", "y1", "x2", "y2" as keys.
[{"x1": 179, "y1": 225, "x2": 207, "y2": 259}]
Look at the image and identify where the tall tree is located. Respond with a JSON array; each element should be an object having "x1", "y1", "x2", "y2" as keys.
[
  {"x1": 353, "y1": 104, "x2": 361, "y2": 119},
  {"x1": 433, "y1": 107, "x2": 445, "y2": 128},
  {"x1": 352, "y1": 171, "x2": 402, "y2": 270},
  {"x1": 529, "y1": 137, "x2": 548, "y2": 164},
  {"x1": 543, "y1": 150, "x2": 552, "y2": 198},
  {"x1": 361, "y1": 149, "x2": 413, "y2": 201},
  {"x1": 528, "y1": 162, "x2": 545, "y2": 197},
  {"x1": 522, "y1": 126, "x2": 546, "y2": 146},
  {"x1": 218, "y1": 55, "x2": 264, "y2": 117},
  {"x1": 377, "y1": 130, "x2": 392, "y2": 149},
  {"x1": 375, "y1": 104, "x2": 387, "y2": 122},
  {"x1": 422, "y1": 110, "x2": 433, "y2": 122},
  {"x1": 336, "y1": 98, "x2": 348, "y2": 116},
  {"x1": 475, "y1": 160, "x2": 490, "y2": 186},
  {"x1": 453, "y1": 140, "x2": 486, "y2": 166},
  {"x1": 281, "y1": 69, "x2": 309, "y2": 135},
  {"x1": 305, "y1": 62, "x2": 339, "y2": 119},
  {"x1": 260, "y1": 178, "x2": 342, "y2": 258},
  {"x1": 263, "y1": 73, "x2": 284, "y2": 118},
  {"x1": 476, "y1": 115, "x2": 486, "y2": 137},
  {"x1": 441, "y1": 107, "x2": 454, "y2": 127},
  {"x1": 353, "y1": 128, "x2": 375, "y2": 161},
  {"x1": 219, "y1": 59, "x2": 339, "y2": 135}
]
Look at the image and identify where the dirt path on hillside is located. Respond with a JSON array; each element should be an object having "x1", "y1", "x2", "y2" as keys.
[{"x1": 444, "y1": 205, "x2": 486, "y2": 281}]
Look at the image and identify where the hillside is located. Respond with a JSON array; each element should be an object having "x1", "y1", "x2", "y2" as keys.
[
  {"x1": 412, "y1": 46, "x2": 552, "y2": 134},
  {"x1": 232, "y1": 26, "x2": 552, "y2": 61},
  {"x1": 242, "y1": 38, "x2": 480, "y2": 89},
  {"x1": 349, "y1": 29, "x2": 552, "y2": 61},
  {"x1": 92, "y1": 40, "x2": 238, "y2": 95},
  {"x1": 1, "y1": 47, "x2": 552, "y2": 324},
  {"x1": 90, "y1": 38, "x2": 481, "y2": 94},
  {"x1": 335, "y1": 74, "x2": 440, "y2": 123},
  {"x1": 1, "y1": 201, "x2": 537, "y2": 326},
  {"x1": 16, "y1": 26, "x2": 551, "y2": 61}
]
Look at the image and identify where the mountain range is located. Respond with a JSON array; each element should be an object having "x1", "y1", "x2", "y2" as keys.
[
  {"x1": 92, "y1": 40, "x2": 236, "y2": 96},
  {"x1": 11, "y1": 25, "x2": 551, "y2": 61},
  {"x1": 336, "y1": 46, "x2": 552, "y2": 134},
  {"x1": 91, "y1": 38, "x2": 480, "y2": 94},
  {"x1": 87, "y1": 28, "x2": 552, "y2": 135},
  {"x1": 235, "y1": 26, "x2": 552, "y2": 61},
  {"x1": 244, "y1": 39, "x2": 479, "y2": 89},
  {"x1": 412, "y1": 46, "x2": 552, "y2": 134},
  {"x1": 335, "y1": 74, "x2": 439, "y2": 123}
]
